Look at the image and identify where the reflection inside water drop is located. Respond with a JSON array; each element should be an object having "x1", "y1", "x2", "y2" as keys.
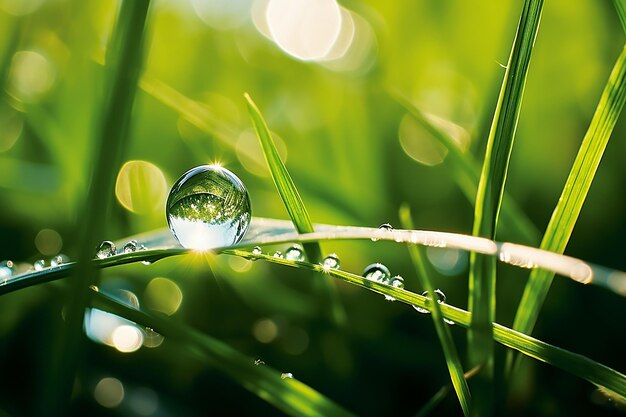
[
  {"x1": 166, "y1": 165, "x2": 251, "y2": 250},
  {"x1": 285, "y1": 245, "x2": 305, "y2": 261},
  {"x1": 413, "y1": 289, "x2": 454, "y2": 324},
  {"x1": 96, "y1": 241, "x2": 116, "y2": 259},
  {"x1": 322, "y1": 253, "x2": 340, "y2": 270},
  {"x1": 280, "y1": 372, "x2": 293, "y2": 380},
  {"x1": 363, "y1": 263, "x2": 391, "y2": 282}
]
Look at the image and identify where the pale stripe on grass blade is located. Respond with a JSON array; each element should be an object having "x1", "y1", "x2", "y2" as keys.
[
  {"x1": 400, "y1": 206, "x2": 471, "y2": 417},
  {"x1": 93, "y1": 291, "x2": 356, "y2": 417},
  {"x1": 391, "y1": 91, "x2": 539, "y2": 245},
  {"x1": 468, "y1": 0, "x2": 544, "y2": 414},
  {"x1": 512, "y1": 45, "x2": 626, "y2": 337}
]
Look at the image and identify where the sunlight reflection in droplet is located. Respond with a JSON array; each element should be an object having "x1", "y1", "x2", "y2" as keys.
[
  {"x1": 112, "y1": 325, "x2": 144, "y2": 353},
  {"x1": 266, "y1": 0, "x2": 342, "y2": 61}
]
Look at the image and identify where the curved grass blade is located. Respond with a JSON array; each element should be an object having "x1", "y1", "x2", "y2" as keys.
[
  {"x1": 3, "y1": 231, "x2": 625, "y2": 399},
  {"x1": 244, "y1": 93, "x2": 322, "y2": 261},
  {"x1": 415, "y1": 367, "x2": 481, "y2": 417},
  {"x1": 390, "y1": 91, "x2": 539, "y2": 245},
  {"x1": 400, "y1": 206, "x2": 471, "y2": 417},
  {"x1": 244, "y1": 93, "x2": 347, "y2": 326},
  {"x1": 40, "y1": 1, "x2": 151, "y2": 415},
  {"x1": 468, "y1": 1, "x2": 544, "y2": 413},
  {"x1": 511, "y1": 44, "x2": 626, "y2": 362},
  {"x1": 92, "y1": 291, "x2": 356, "y2": 417},
  {"x1": 4, "y1": 218, "x2": 626, "y2": 297}
]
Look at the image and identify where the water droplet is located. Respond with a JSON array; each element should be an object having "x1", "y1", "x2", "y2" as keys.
[
  {"x1": 322, "y1": 253, "x2": 340, "y2": 270},
  {"x1": 96, "y1": 241, "x2": 116, "y2": 259},
  {"x1": 50, "y1": 254, "x2": 68, "y2": 267},
  {"x1": 363, "y1": 263, "x2": 391, "y2": 282},
  {"x1": 413, "y1": 289, "x2": 454, "y2": 324},
  {"x1": 33, "y1": 259, "x2": 46, "y2": 271},
  {"x1": 166, "y1": 165, "x2": 251, "y2": 250},
  {"x1": 123, "y1": 240, "x2": 138, "y2": 253},
  {"x1": 285, "y1": 245, "x2": 305, "y2": 261},
  {"x1": 272, "y1": 250, "x2": 284, "y2": 259},
  {"x1": 252, "y1": 246, "x2": 262, "y2": 255},
  {"x1": 142, "y1": 327, "x2": 165, "y2": 348},
  {"x1": 254, "y1": 358, "x2": 265, "y2": 366},
  {"x1": 0, "y1": 260, "x2": 14, "y2": 283},
  {"x1": 280, "y1": 372, "x2": 293, "y2": 380},
  {"x1": 372, "y1": 223, "x2": 393, "y2": 241},
  {"x1": 384, "y1": 275, "x2": 404, "y2": 301}
]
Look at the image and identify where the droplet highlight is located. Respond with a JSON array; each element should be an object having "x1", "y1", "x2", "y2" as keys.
[
  {"x1": 384, "y1": 275, "x2": 404, "y2": 301},
  {"x1": 0, "y1": 260, "x2": 14, "y2": 283},
  {"x1": 280, "y1": 372, "x2": 293, "y2": 380},
  {"x1": 166, "y1": 165, "x2": 251, "y2": 250},
  {"x1": 50, "y1": 254, "x2": 68, "y2": 267},
  {"x1": 123, "y1": 240, "x2": 138, "y2": 254},
  {"x1": 252, "y1": 246, "x2": 262, "y2": 255},
  {"x1": 285, "y1": 245, "x2": 305, "y2": 261},
  {"x1": 372, "y1": 223, "x2": 393, "y2": 241},
  {"x1": 96, "y1": 241, "x2": 116, "y2": 259},
  {"x1": 33, "y1": 259, "x2": 46, "y2": 271},
  {"x1": 272, "y1": 250, "x2": 284, "y2": 259}
]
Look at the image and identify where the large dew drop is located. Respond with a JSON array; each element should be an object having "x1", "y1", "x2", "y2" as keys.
[{"x1": 166, "y1": 165, "x2": 251, "y2": 250}]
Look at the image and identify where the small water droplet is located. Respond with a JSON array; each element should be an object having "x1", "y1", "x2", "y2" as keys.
[
  {"x1": 96, "y1": 241, "x2": 116, "y2": 259},
  {"x1": 254, "y1": 358, "x2": 265, "y2": 366},
  {"x1": 363, "y1": 263, "x2": 391, "y2": 282},
  {"x1": 123, "y1": 240, "x2": 138, "y2": 253},
  {"x1": 280, "y1": 372, "x2": 293, "y2": 380},
  {"x1": 372, "y1": 223, "x2": 393, "y2": 241},
  {"x1": 322, "y1": 253, "x2": 340, "y2": 270},
  {"x1": 166, "y1": 165, "x2": 251, "y2": 250},
  {"x1": 142, "y1": 327, "x2": 165, "y2": 348},
  {"x1": 50, "y1": 254, "x2": 68, "y2": 267},
  {"x1": 272, "y1": 250, "x2": 284, "y2": 259},
  {"x1": 0, "y1": 260, "x2": 14, "y2": 284},
  {"x1": 252, "y1": 246, "x2": 262, "y2": 255},
  {"x1": 413, "y1": 289, "x2": 454, "y2": 324},
  {"x1": 141, "y1": 260, "x2": 153, "y2": 266},
  {"x1": 285, "y1": 245, "x2": 305, "y2": 261},
  {"x1": 33, "y1": 259, "x2": 46, "y2": 271},
  {"x1": 384, "y1": 275, "x2": 404, "y2": 301}
]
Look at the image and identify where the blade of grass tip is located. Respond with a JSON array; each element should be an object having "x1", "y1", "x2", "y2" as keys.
[
  {"x1": 468, "y1": 0, "x2": 544, "y2": 413},
  {"x1": 92, "y1": 292, "x2": 357, "y2": 417},
  {"x1": 39, "y1": 1, "x2": 150, "y2": 415},
  {"x1": 510, "y1": 44, "x2": 626, "y2": 371},
  {"x1": 390, "y1": 91, "x2": 540, "y2": 245},
  {"x1": 400, "y1": 205, "x2": 471, "y2": 417},
  {"x1": 244, "y1": 93, "x2": 347, "y2": 326},
  {"x1": 414, "y1": 367, "x2": 481, "y2": 417}
]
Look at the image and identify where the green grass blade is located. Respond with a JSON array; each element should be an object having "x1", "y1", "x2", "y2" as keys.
[
  {"x1": 512, "y1": 45, "x2": 626, "y2": 338},
  {"x1": 400, "y1": 205, "x2": 471, "y2": 417},
  {"x1": 92, "y1": 292, "x2": 356, "y2": 417},
  {"x1": 244, "y1": 93, "x2": 347, "y2": 326},
  {"x1": 468, "y1": 0, "x2": 544, "y2": 412},
  {"x1": 615, "y1": 0, "x2": 626, "y2": 31},
  {"x1": 244, "y1": 93, "x2": 322, "y2": 262},
  {"x1": 40, "y1": 1, "x2": 151, "y2": 415},
  {"x1": 391, "y1": 92, "x2": 539, "y2": 245}
]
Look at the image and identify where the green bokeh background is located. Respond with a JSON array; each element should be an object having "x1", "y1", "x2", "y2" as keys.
[{"x1": 0, "y1": 0, "x2": 625, "y2": 415}]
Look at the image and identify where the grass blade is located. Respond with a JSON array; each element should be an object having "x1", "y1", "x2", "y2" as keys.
[
  {"x1": 467, "y1": 0, "x2": 544, "y2": 413},
  {"x1": 512, "y1": 45, "x2": 626, "y2": 336},
  {"x1": 40, "y1": 1, "x2": 151, "y2": 415},
  {"x1": 400, "y1": 206, "x2": 472, "y2": 417},
  {"x1": 93, "y1": 292, "x2": 356, "y2": 417},
  {"x1": 244, "y1": 93, "x2": 347, "y2": 325},
  {"x1": 244, "y1": 93, "x2": 321, "y2": 262},
  {"x1": 391, "y1": 92, "x2": 539, "y2": 246},
  {"x1": 615, "y1": 0, "x2": 626, "y2": 31}
]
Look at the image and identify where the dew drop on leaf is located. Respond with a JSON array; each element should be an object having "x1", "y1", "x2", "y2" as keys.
[
  {"x1": 322, "y1": 253, "x2": 340, "y2": 270},
  {"x1": 96, "y1": 241, "x2": 116, "y2": 259},
  {"x1": 363, "y1": 263, "x2": 391, "y2": 282},
  {"x1": 372, "y1": 223, "x2": 393, "y2": 241},
  {"x1": 384, "y1": 275, "x2": 404, "y2": 301},
  {"x1": 33, "y1": 259, "x2": 46, "y2": 271},
  {"x1": 123, "y1": 240, "x2": 138, "y2": 253},
  {"x1": 285, "y1": 245, "x2": 305, "y2": 261},
  {"x1": 280, "y1": 372, "x2": 293, "y2": 380},
  {"x1": 166, "y1": 165, "x2": 251, "y2": 250},
  {"x1": 252, "y1": 246, "x2": 262, "y2": 255},
  {"x1": 50, "y1": 254, "x2": 68, "y2": 267},
  {"x1": 273, "y1": 250, "x2": 284, "y2": 259}
]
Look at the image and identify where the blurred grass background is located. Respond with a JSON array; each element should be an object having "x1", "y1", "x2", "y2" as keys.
[{"x1": 0, "y1": 0, "x2": 625, "y2": 415}]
